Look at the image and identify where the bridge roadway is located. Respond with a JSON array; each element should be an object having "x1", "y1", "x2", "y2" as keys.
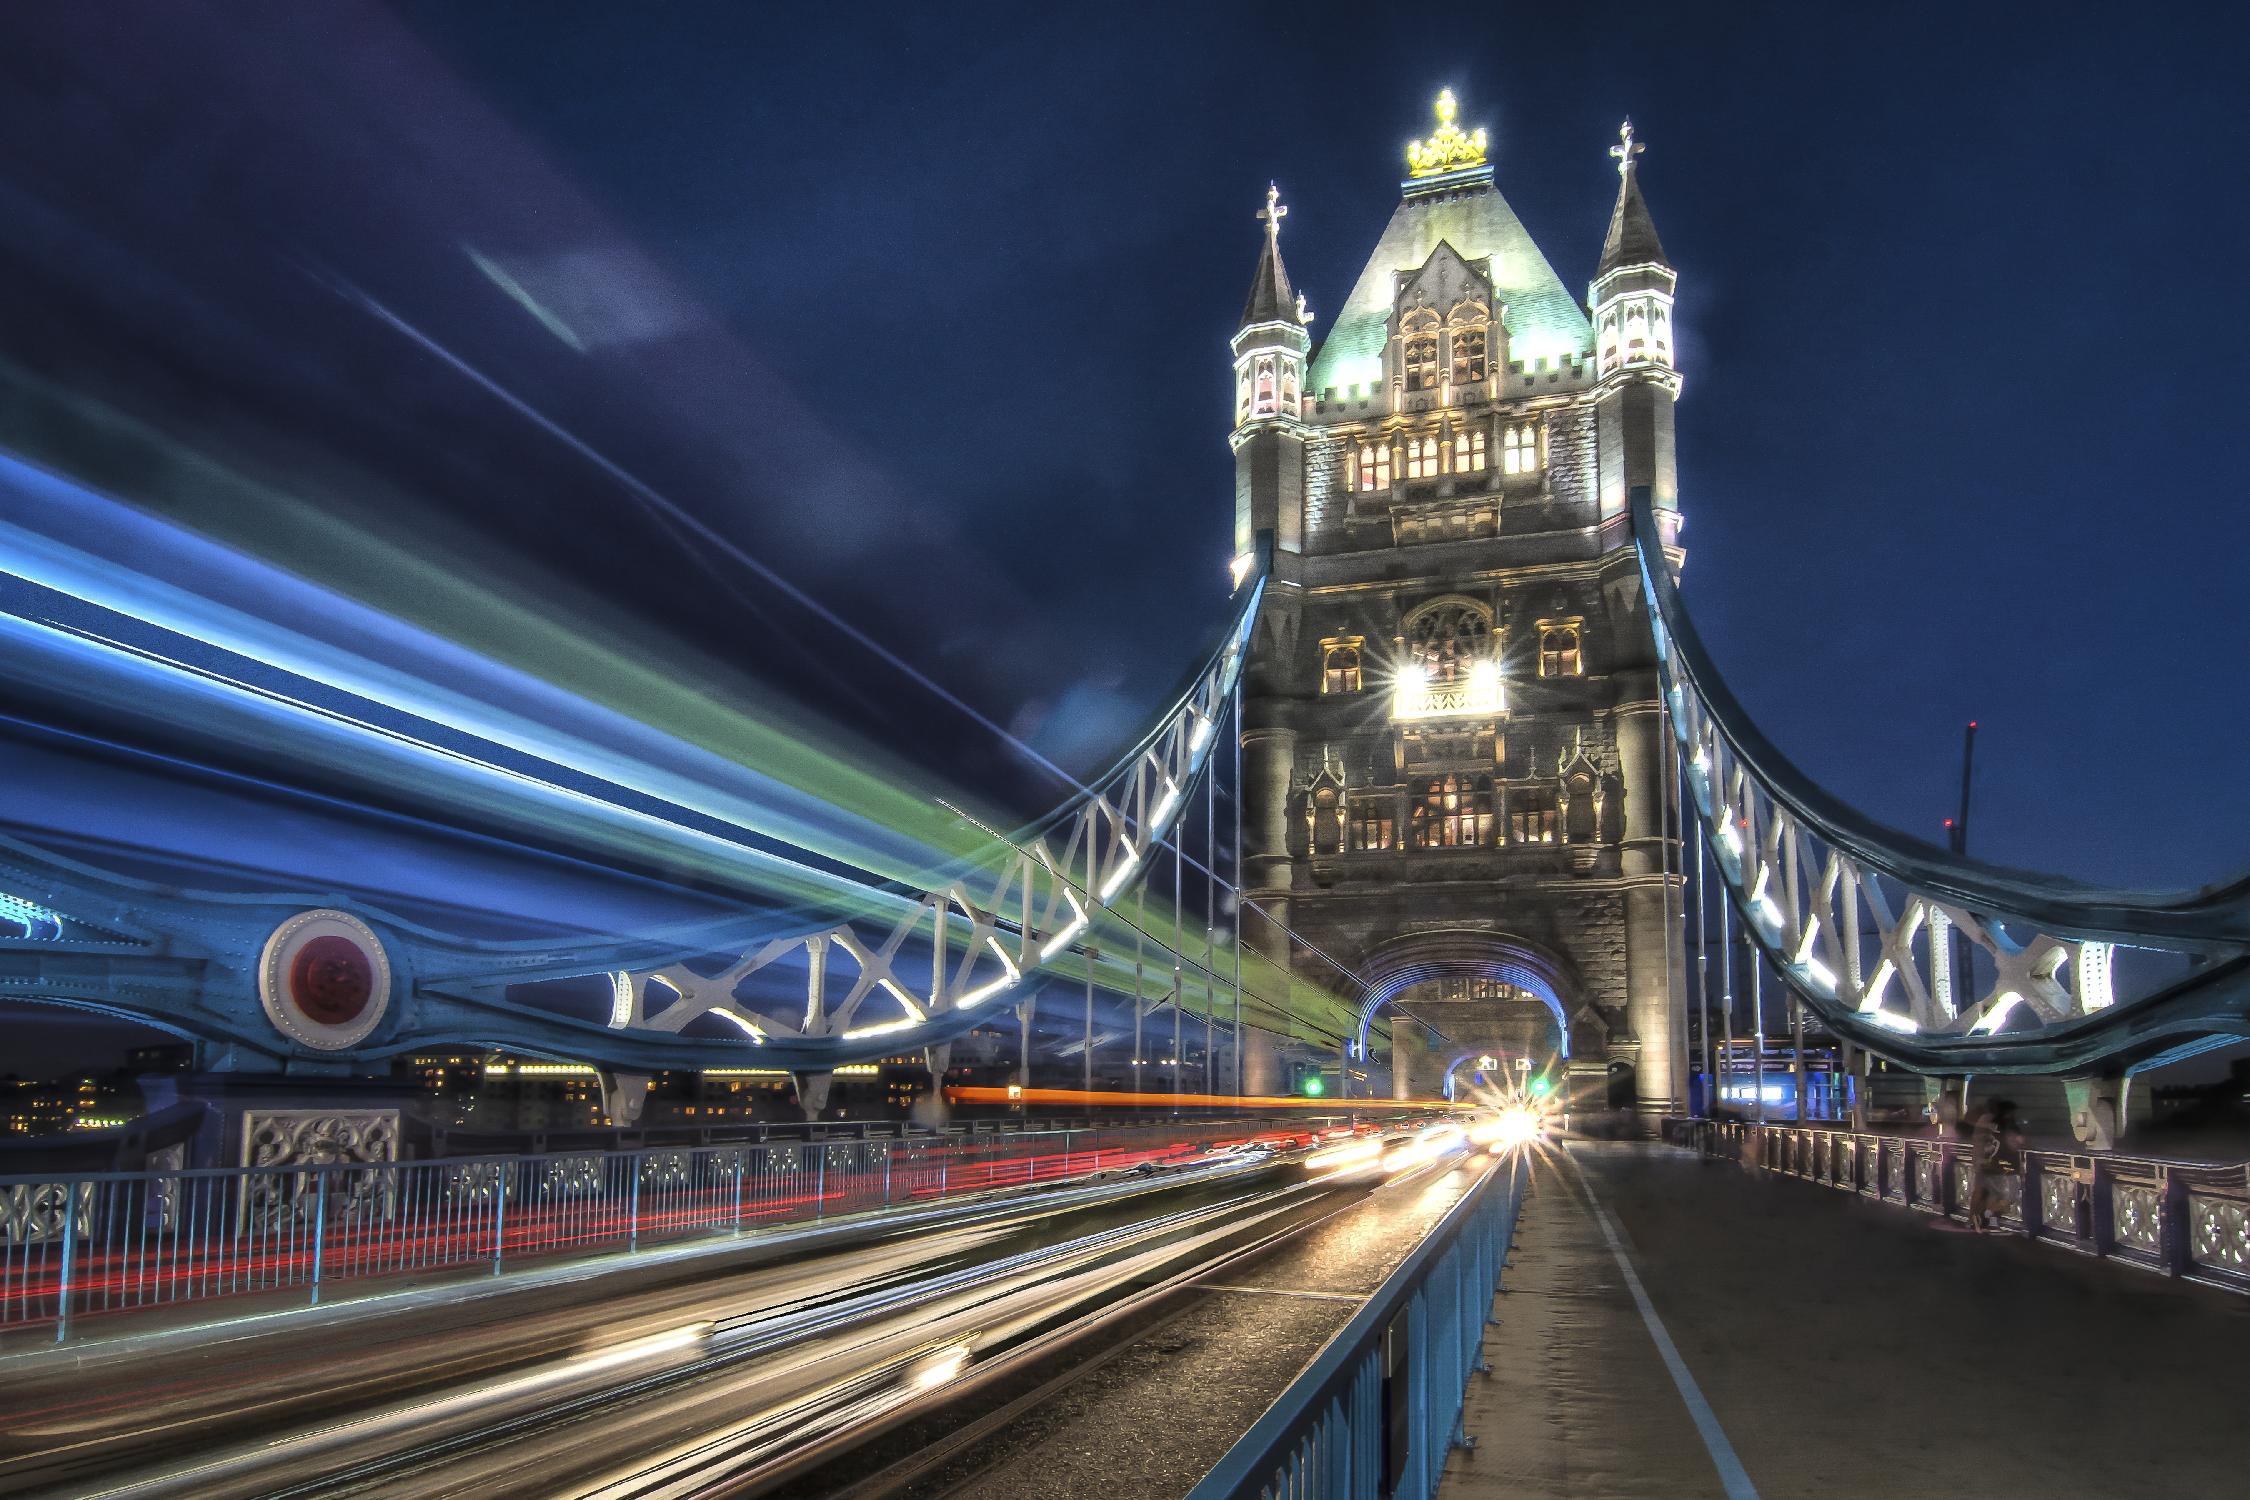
[
  {"x1": 1446, "y1": 1140, "x2": 2250, "y2": 1499},
  {"x1": 0, "y1": 1137, "x2": 1487, "y2": 1497}
]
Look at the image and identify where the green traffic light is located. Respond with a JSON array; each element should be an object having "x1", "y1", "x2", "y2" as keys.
[
  {"x1": 1529, "y1": 1076, "x2": 1553, "y2": 1097},
  {"x1": 1302, "y1": 1075, "x2": 1327, "y2": 1097}
]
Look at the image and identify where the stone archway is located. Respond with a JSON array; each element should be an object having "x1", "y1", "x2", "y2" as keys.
[{"x1": 1351, "y1": 930, "x2": 1580, "y2": 1097}]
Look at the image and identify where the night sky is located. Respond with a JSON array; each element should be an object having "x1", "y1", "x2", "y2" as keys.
[{"x1": 1, "y1": 4, "x2": 2246, "y2": 1064}]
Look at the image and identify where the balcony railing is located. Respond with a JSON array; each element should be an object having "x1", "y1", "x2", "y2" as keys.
[{"x1": 1392, "y1": 665, "x2": 1503, "y2": 721}]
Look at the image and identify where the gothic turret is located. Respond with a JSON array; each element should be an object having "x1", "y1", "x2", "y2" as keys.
[
  {"x1": 1231, "y1": 184, "x2": 1311, "y2": 558},
  {"x1": 1590, "y1": 120, "x2": 1681, "y2": 524}
]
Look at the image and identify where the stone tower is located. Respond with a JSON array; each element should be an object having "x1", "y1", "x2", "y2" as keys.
[{"x1": 1234, "y1": 94, "x2": 1686, "y2": 1117}]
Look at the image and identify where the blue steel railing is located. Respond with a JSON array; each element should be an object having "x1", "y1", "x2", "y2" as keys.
[
  {"x1": 1188, "y1": 1151, "x2": 1526, "y2": 1500},
  {"x1": 0, "y1": 1118, "x2": 1327, "y2": 1343}
]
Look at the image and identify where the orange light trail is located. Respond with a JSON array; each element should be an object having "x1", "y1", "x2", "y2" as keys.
[{"x1": 944, "y1": 1086, "x2": 1464, "y2": 1111}]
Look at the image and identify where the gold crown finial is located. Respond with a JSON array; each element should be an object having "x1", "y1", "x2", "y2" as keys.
[{"x1": 1407, "y1": 88, "x2": 1489, "y2": 178}]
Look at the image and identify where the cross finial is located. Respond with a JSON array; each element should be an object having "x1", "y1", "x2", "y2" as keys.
[
  {"x1": 1610, "y1": 118, "x2": 1644, "y2": 176},
  {"x1": 1258, "y1": 182, "x2": 1287, "y2": 244}
]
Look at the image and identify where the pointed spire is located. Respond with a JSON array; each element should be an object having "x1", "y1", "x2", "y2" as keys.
[
  {"x1": 1597, "y1": 119, "x2": 1669, "y2": 277},
  {"x1": 1240, "y1": 183, "x2": 1300, "y2": 329}
]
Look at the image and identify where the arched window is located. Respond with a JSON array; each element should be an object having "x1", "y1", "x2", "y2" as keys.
[
  {"x1": 1448, "y1": 304, "x2": 1490, "y2": 385},
  {"x1": 1508, "y1": 785, "x2": 1559, "y2": 844},
  {"x1": 1280, "y1": 363, "x2": 1299, "y2": 413},
  {"x1": 1623, "y1": 303, "x2": 1648, "y2": 361},
  {"x1": 1405, "y1": 434, "x2": 1439, "y2": 480},
  {"x1": 1357, "y1": 441, "x2": 1392, "y2": 491},
  {"x1": 1321, "y1": 639, "x2": 1364, "y2": 695},
  {"x1": 1537, "y1": 620, "x2": 1582, "y2": 678},
  {"x1": 1453, "y1": 430, "x2": 1487, "y2": 473},
  {"x1": 1253, "y1": 356, "x2": 1277, "y2": 418},
  {"x1": 1403, "y1": 599, "x2": 1493, "y2": 687},
  {"x1": 1400, "y1": 311, "x2": 1440, "y2": 393},
  {"x1": 1350, "y1": 793, "x2": 1395, "y2": 851},
  {"x1": 1408, "y1": 774, "x2": 1494, "y2": 849},
  {"x1": 1501, "y1": 424, "x2": 1541, "y2": 476}
]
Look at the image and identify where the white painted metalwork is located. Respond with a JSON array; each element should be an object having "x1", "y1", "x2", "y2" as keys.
[
  {"x1": 1670, "y1": 658, "x2": 2121, "y2": 1040},
  {"x1": 604, "y1": 600, "x2": 1255, "y2": 1050},
  {"x1": 1630, "y1": 485, "x2": 2250, "y2": 1069}
]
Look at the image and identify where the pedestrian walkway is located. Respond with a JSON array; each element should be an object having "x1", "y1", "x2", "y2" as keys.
[{"x1": 1442, "y1": 1140, "x2": 2250, "y2": 1499}]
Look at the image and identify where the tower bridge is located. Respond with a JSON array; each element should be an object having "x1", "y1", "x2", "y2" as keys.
[{"x1": 1, "y1": 85, "x2": 2248, "y2": 1500}]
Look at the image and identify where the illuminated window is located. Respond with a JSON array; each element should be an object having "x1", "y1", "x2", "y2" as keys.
[
  {"x1": 1404, "y1": 599, "x2": 1492, "y2": 688},
  {"x1": 1350, "y1": 795, "x2": 1395, "y2": 851},
  {"x1": 1401, "y1": 311, "x2": 1440, "y2": 393},
  {"x1": 1451, "y1": 326, "x2": 1488, "y2": 385},
  {"x1": 1357, "y1": 441, "x2": 1392, "y2": 491},
  {"x1": 1453, "y1": 430, "x2": 1487, "y2": 473},
  {"x1": 1501, "y1": 424, "x2": 1540, "y2": 476},
  {"x1": 1321, "y1": 638, "x2": 1364, "y2": 695},
  {"x1": 1253, "y1": 356, "x2": 1278, "y2": 418},
  {"x1": 1280, "y1": 363, "x2": 1298, "y2": 413},
  {"x1": 1408, "y1": 774, "x2": 1494, "y2": 849},
  {"x1": 1508, "y1": 786, "x2": 1559, "y2": 844},
  {"x1": 1537, "y1": 620, "x2": 1583, "y2": 678},
  {"x1": 1405, "y1": 434, "x2": 1439, "y2": 480}
]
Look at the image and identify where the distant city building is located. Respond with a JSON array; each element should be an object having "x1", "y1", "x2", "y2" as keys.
[
  {"x1": 0, "y1": 1069, "x2": 139, "y2": 1137},
  {"x1": 1233, "y1": 94, "x2": 1686, "y2": 1114}
]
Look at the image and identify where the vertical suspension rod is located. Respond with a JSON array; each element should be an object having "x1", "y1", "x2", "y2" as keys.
[
  {"x1": 1231, "y1": 677, "x2": 1245, "y2": 1097},
  {"x1": 1696, "y1": 830, "x2": 1713, "y2": 1119}
]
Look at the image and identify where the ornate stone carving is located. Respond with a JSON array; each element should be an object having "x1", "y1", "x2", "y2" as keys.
[
  {"x1": 0, "y1": 1181, "x2": 90, "y2": 1246},
  {"x1": 2190, "y1": 1195, "x2": 2250, "y2": 1271},
  {"x1": 239, "y1": 1108, "x2": 400, "y2": 1229},
  {"x1": 240, "y1": 1109, "x2": 399, "y2": 1171},
  {"x1": 2112, "y1": 1182, "x2": 2164, "y2": 1253}
]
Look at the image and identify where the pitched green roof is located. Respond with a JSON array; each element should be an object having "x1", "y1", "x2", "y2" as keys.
[{"x1": 1307, "y1": 173, "x2": 1592, "y2": 394}]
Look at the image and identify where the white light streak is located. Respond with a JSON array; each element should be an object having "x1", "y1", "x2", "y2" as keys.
[
  {"x1": 842, "y1": 1018, "x2": 918, "y2": 1041},
  {"x1": 1972, "y1": 990, "x2": 2025, "y2": 1034},
  {"x1": 1039, "y1": 893, "x2": 1090, "y2": 962},
  {"x1": 877, "y1": 978, "x2": 926, "y2": 1022},
  {"x1": 712, "y1": 1010, "x2": 767, "y2": 1043}
]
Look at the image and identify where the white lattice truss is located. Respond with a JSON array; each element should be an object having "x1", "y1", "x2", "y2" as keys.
[
  {"x1": 1663, "y1": 662, "x2": 2127, "y2": 1041},
  {"x1": 602, "y1": 613, "x2": 1251, "y2": 1050}
]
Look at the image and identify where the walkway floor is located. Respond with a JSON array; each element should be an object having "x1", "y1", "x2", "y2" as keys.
[{"x1": 1444, "y1": 1140, "x2": 2250, "y2": 1499}]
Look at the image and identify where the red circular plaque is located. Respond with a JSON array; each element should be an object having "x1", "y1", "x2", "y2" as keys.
[
  {"x1": 258, "y1": 909, "x2": 393, "y2": 1051},
  {"x1": 289, "y1": 934, "x2": 375, "y2": 1025}
]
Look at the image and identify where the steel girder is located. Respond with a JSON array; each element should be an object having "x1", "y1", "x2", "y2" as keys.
[
  {"x1": 1631, "y1": 488, "x2": 2250, "y2": 1075},
  {"x1": 0, "y1": 587, "x2": 1266, "y2": 1075}
]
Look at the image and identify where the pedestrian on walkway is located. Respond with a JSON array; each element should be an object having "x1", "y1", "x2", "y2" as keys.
[{"x1": 1967, "y1": 1099, "x2": 2022, "y2": 1232}]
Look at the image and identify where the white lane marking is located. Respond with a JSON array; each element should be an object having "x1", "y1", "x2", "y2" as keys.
[
  {"x1": 1197, "y1": 1282, "x2": 1363, "y2": 1303},
  {"x1": 1561, "y1": 1146, "x2": 1762, "y2": 1500}
]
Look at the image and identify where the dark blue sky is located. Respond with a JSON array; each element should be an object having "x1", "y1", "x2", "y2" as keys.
[
  {"x1": 385, "y1": 0, "x2": 2249, "y2": 891},
  {"x1": 3, "y1": 1, "x2": 2244, "y2": 910}
]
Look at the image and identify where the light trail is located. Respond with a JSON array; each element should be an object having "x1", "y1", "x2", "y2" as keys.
[{"x1": 329, "y1": 278, "x2": 1098, "y2": 803}]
